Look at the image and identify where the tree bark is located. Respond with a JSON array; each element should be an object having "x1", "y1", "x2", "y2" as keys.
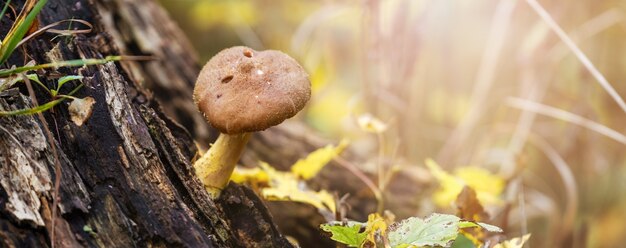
[{"x1": 0, "y1": 0, "x2": 293, "y2": 247}]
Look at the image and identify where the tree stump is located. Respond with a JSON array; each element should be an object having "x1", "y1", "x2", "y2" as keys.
[{"x1": 0, "y1": 0, "x2": 294, "y2": 247}]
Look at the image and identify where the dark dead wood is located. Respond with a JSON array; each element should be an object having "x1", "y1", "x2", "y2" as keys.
[
  {"x1": 216, "y1": 183, "x2": 294, "y2": 248},
  {"x1": 0, "y1": 0, "x2": 293, "y2": 247}
]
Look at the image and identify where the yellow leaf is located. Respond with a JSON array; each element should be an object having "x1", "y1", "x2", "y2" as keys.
[
  {"x1": 259, "y1": 162, "x2": 336, "y2": 214},
  {"x1": 231, "y1": 140, "x2": 349, "y2": 215},
  {"x1": 307, "y1": 60, "x2": 330, "y2": 94},
  {"x1": 493, "y1": 234, "x2": 531, "y2": 248},
  {"x1": 426, "y1": 159, "x2": 464, "y2": 207},
  {"x1": 357, "y1": 113, "x2": 388, "y2": 133},
  {"x1": 230, "y1": 166, "x2": 268, "y2": 184},
  {"x1": 262, "y1": 188, "x2": 336, "y2": 213},
  {"x1": 456, "y1": 167, "x2": 505, "y2": 206},
  {"x1": 425, "y1": 159, "x2": 504, "y2": 208},
  {"x1": 363, "y1": 213, "x2": 388, "y2": 247},
  {"x1": 291, "y1": 139, "x2": 349, "y2": 180}
]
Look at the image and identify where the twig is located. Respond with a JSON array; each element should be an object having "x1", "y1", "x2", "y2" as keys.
[
  {"x1": 21, "y1": 73, "x2": 62, "y2": 248},
  {"x1": 525, "y1": 0, "x2": 626, "y2": 115},
  {"x1": 506, "y1": 97, "x2": 626, "y2": 145},
  {"x1": 333, "y1": 156, "x2": 384, "y2": 213}
]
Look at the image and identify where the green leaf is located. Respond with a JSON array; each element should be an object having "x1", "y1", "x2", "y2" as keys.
[
  {"x1": 56, "y1": 75, "x2": 83, "y2": 93},
  {"x1": 0, "y1": 82, "x2": 83, "y2": 117},
  {"x1": 458, "y1": 221, "x2": 503, "y2": 233},
  {"x1": 25, "y1": 74, "x2": 53, "y2": 95},
  {"x1": 0, "y1": 73, "x2": 47, "y2": 93},
  {"x1": 0, "y1": 97, "x2": 65, "y2": 116},
  {"x1": 388, "y1": 213, "x2": 460, "y2": 247},
  {"x1": 474, "y1": 222, "x2": 503, "y2": 233},
  {"x1": 0, "y1": 0, "x2": 48, "y2": 64},
  {"x1": 0, "y1": 56, "x2": 122, "y2": 78},
  {"x1": 320, "y1": 223, "x2": 367, "y2": 247},
  {"x1": 0, "y1": 0, "x2": 12, "y2": 22},
  {"x1": 458, "y1": 221, "x2": 479, "y2": 229},
  {"x1": 451, "y1": 234, "x2": 476, "y2": 248}
]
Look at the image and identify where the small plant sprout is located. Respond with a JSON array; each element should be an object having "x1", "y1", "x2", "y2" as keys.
[{"x1": 193, "y1": 46, "x2": 311, "y2": 198}]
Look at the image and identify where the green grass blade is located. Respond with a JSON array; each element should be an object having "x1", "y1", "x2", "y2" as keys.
[
  {"x1": 56, "y1": 75, "x2": 83, "y2": 92},
  {"x1": 0, "y1": 97, "x2": 64, "y2": 116},
  {"x1": 23, "y1": 73, "x2": 48, "y2": 92},
  {"x1": 0, "y1": 0, "x2": 48, "y2": 64},
  {"x1": 0, "y1": 56, "x2": 121, "y2": 77},
  {"x1": 0, "y1": 82, "x2": 83, "y2": 117},
  {"x1": 0, "y1": 0, "x2": 12, "y2": 23}
]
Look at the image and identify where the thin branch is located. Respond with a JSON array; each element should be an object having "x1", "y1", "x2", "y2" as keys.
[
  {"x1": 506, "y1": 97, "x2": 626, "y2": 145},
  {"x1": 525, "y1": 0, "x2": 626, "y2": 115},
  {"x1": 333, "y1": 156, "x2": 384, "y2": 213}
]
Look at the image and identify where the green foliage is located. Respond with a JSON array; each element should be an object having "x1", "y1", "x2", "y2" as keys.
[
  {"x1": 0, "y1": 1, "x2": 12, "y2": 23},
  {"x1": 0, "y1": 75, "x2": 83, "y2": 116},
  {"x1": 321, "y1": 213, "x2": 503, "y2": 248},
  {"x1": 450, "y1": 234, "x2": 476, "y2": 248},
  {"x1": 0, "y1": 0, "x2": 48, "y2": 64},
  {"x1": 388, "y1": 214, "x2": 462, "y2": 247},
  {"x1": 0, "y1": 0, "x2": 124, "y2": 118},
  {"x1": 53, "y1": 75, "x2": 83, "y2": 96},
  {"x1": 320, "y1": 223, "x2": 367, "y2": 248},
  {"x1": 82, "y1": 225, "x2": 97, "y2": 236},
  {"x1": 0, "y1": 97, "x2": 64, "y2": 116},
  {"x1": 0, "y1": 56, "x2": 122, "y2": 78}
]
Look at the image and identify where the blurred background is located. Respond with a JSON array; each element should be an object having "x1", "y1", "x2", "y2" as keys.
[{"x1": 158, "y1": 0, "x2": 626, "y2": 247}]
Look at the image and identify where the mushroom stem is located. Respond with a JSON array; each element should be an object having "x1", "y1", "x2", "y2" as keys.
[{"x1": 193, "y1": 132, "x2": 251, "y2": 198}]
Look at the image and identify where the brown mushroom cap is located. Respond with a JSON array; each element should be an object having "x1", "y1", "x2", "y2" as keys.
[{"x1": 193, "y1": 46, "x2": 311, "y2": 134}]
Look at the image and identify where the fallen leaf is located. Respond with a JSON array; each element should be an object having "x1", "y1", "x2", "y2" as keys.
[
  {"x1": 291, "y1": 139, "x2": 349, "y2": 180},
  {"x1": 258, "y1": 162, "x2": 336, "y2": 215},
  {"x1": 425, "y1": 159, "x2": 505, "y2": 208},
  {"x1": 230, "y1": 166, "x2": 268, "y2": 186},
  {"x1": 68, "y1": 96, "x2": 95, "y2": 126},
  {"x1": 363, "y1": 213, "x2": 388, "y2": 246},
  {"x1": 455, "y1": 166, "x2": 505, "y2": 206},
  {"x1": 456, "y1": 186, "x2": 488, "y2": 222}
]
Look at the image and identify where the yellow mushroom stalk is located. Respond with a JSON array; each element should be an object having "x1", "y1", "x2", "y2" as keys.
[{"x1": 193, "y1": 133, "x2": 250, "y2": 197}]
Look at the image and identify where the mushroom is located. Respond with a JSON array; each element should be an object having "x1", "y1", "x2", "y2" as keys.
[{"x1": 193, "y1": 46, "x2": 311, "y2": 198}]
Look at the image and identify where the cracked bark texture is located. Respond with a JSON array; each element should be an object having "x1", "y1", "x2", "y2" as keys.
[{"x1": 0, "y1": 0, "x2": 294, "y2": 247}]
